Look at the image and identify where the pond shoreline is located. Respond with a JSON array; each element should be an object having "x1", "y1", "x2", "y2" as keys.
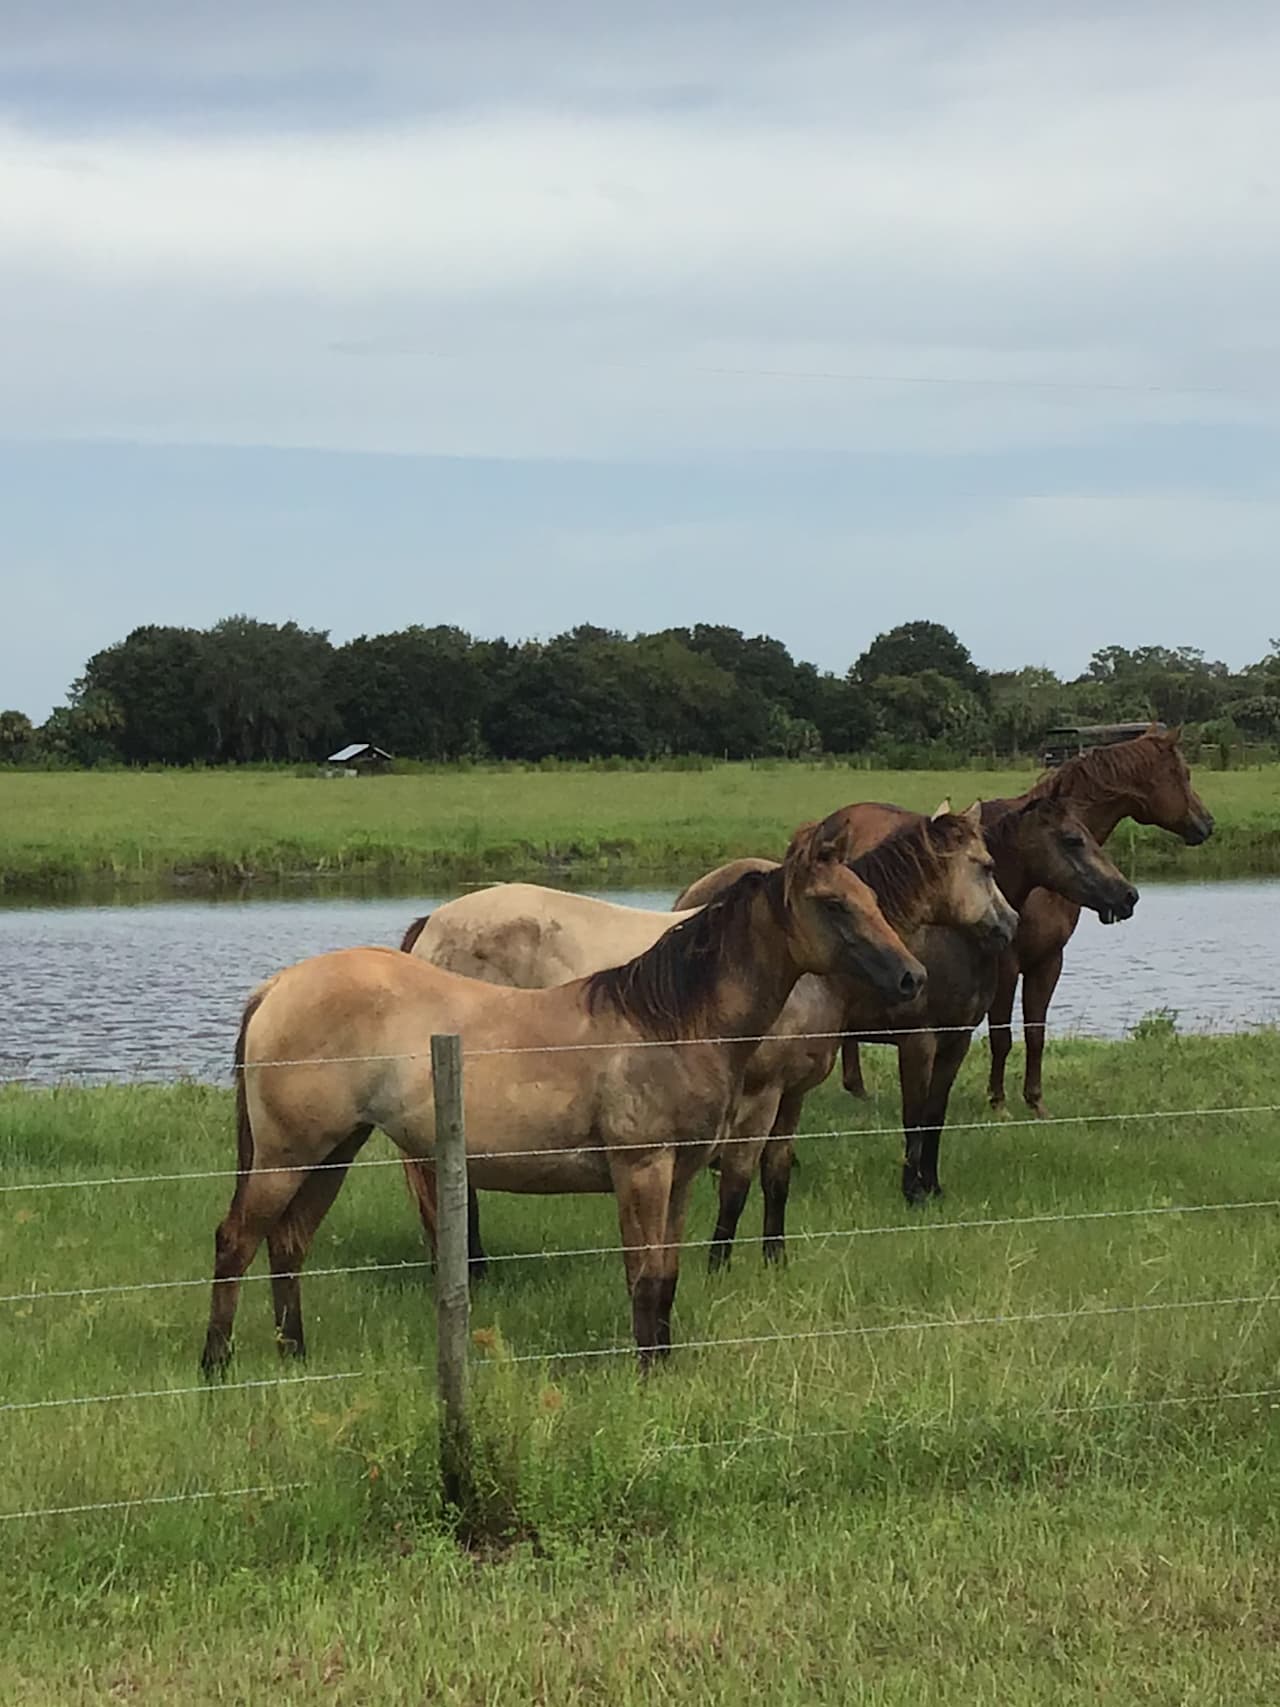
[
  {"x1": 4, "y1": 831, "x2": 1278, "y2": 903},
  {"x1": 4, "y1": 765, "x2": 1277, "y2": 899}
]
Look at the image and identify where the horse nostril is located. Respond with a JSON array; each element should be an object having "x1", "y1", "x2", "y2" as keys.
[{"x1": 899, "y1": 969, "x2": 921, "y2": 998}]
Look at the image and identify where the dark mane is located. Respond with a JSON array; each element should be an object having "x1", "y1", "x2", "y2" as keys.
[
  {"x1": 399, "y1": 915, "x2": 429, "y2": 953},
  {"x1": 850, "y1": 815, "x2": 972, "y2": 930},
  {"x1": 1028, "y1": 734, "x2": 1166, "y2": 804},
  {"x1": 585, "y1": 868, "x2": 783, "y2": 1041}
]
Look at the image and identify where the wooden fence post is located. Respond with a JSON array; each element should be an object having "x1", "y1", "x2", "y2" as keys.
[{"x1": 431, "y1": 1032, "x2": 472, "y2": 1518}]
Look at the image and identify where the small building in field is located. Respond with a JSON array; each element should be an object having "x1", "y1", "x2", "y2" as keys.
[{"x1": 325, "y1": 742, "x2": 393, "y2": 776}]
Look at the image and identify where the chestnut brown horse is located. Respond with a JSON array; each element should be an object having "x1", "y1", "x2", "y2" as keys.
[
  {"x1": 200, "y1": 821, "x2": 924, "y2": 1374},
  {"x1": 403, "y1": 807, "x2": 1016, "y2": 1277},
  {"x1": 841, "y1": 726, "x2": 1212, "y2": 1117},
  {"x1": 684, "y1": 796, "x2": 1138, "y2": 1250}
]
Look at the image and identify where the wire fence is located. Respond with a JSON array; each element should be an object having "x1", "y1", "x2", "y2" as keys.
[
  {"x1": 3, "y1": 1010, "x2": 1277, "y2": 1087},
  {"x1": 2, "y1": 1024, "x2": 1278, "y2": 1525}
]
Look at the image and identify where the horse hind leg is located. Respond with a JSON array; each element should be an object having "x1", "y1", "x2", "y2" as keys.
[
  {"x1": 1021, "y1": 950, "x2": 1064, "y2": 1119},
  {"x1": 404, "y1": 1160, "x2": 488, "y2": 1283},
  {"x1": 268, "y1": 1127, "x2": 372, "y2": 1359},
  {"x1": 202, "y1": 1160, "x2": 313, "y2": 1379},
  {"x1": 986, "y1": 955, "x2": 1019, "y2": 1113}
]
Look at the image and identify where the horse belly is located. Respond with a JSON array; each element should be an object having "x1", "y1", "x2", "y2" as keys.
[{"x1": 468, "y1": 1150, "x2": 615, "y2": 1194}]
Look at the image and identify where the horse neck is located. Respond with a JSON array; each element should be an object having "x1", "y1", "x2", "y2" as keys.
[
  {"x1": 698, "y1": 883, "x2": 807, "y2": 1063},
  {"x1": 988, "y1": 840, "x2": 1035, "y2": 913},
  {"x1": 1041, "y1": 756, "x2": 1152, "y2": 844}
]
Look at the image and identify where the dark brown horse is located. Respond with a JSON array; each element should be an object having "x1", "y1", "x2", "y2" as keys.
[
  {"x1": 841, "y1": 726, "x2": 1212, "y2": 1117},
  {"x1": 684, "y1": 796, "x2": 1138, "y2": 1252}
]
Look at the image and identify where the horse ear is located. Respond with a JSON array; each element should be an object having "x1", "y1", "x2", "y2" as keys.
[
  {"x1": 931, "y1": 797, "x2": 952, "y2": 819},
  {"x1": 1164, "y1": 723, "x2": 1183, "y2": 745},
  {"x1": 783, "y1": 820, "x2": 822, "y2": 862},
  {"x1": 960, "y1": 800, "x2": 982, "y2": 826},
  {"x1": 818, "y1": 823, "x2": 858, "y2": 866}
]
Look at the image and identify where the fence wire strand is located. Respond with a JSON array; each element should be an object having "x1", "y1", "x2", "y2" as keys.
[
  {"x1": 3, "y1": 1014, "x2": 1275, "y2": 1085},
  {"x1": 3, "y1": 1194, "x2": 1276, "y2": 1312},
  {"x1": 1, "y1": 1101, "x2": 1276, "y2": 1201}
]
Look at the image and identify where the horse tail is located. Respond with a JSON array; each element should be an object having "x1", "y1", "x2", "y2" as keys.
[
  {"x1": 231, "y1": 982, "x2": 269, "y2": 1206},
  {"x1": 400, "y1": 914, "x2": 429, "y2": 953},
  {"x1": 402, "y1": 1157, "x2": 439, "y2": 1252}
]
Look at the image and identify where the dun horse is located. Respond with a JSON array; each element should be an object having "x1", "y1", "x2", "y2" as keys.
[
  {"x1": 842, "y1": 726, "x2": 1211, "y2": 1116},
  {"x1": 402, "y1": 807, "x2": 1015, "y2": 1274},
  {"x1": 200, "y1": 822, "x2": 924, "y2": 1374}
]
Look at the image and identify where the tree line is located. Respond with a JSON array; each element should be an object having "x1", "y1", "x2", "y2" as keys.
[{"x1": 2, "y1": 617, "x2": 1278, "y2": 769}]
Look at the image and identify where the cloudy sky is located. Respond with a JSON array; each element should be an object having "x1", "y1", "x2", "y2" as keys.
[{"x1": 2, "y1": 2, "x2": 1278, "y2": 717}]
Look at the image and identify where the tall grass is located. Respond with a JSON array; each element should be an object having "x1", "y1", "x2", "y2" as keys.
[
  {"x1": 1, "y1": 1031, "x2": 1279, "y2": 1699},
  {"x1": 2, "y1": 762, "x2": 1278, "y2": 894}
]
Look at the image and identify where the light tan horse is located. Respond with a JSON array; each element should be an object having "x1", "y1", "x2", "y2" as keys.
[
  {"x1": 400, "y1": 885, "x2": 703, "y2": 986},
  {"x1": 401, "y1": 807, "x2": 1016, "y2": 1273},
  {"x1": 200, "y1": 821, "x2": 925, "y2": 1374}
]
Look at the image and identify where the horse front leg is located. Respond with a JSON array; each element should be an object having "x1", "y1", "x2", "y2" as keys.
[
  {"x1": 916, "y1": 1031, "x2": 973, "y2": 1199},
  {"x1": 708, "y1": 1138, "x2": 761, "y2": 1274},
  {"x1": 841, "y1": 1038, "x2": 869, "y2": 1099},
  {"x1": 761, "y1": 1085, "x2": 809, "y2": 1265},
  {"x1": 897, "y1": 1032, "x2": 938, "y2": 1207},
  {"x1": 609, "y1": 1148, "x2": 678, "y2": 1369},
  {"x1": 1021, "y1": 949, "x2": 1064, "y2": 1118},
  {"x1": 656, "y1": 1152, "x2": 705, "y2": 1355}
]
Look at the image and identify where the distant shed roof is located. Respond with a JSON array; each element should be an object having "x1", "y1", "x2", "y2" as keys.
[{"x1": 327, "y1": 743, "x2": 392, "y2": 763}]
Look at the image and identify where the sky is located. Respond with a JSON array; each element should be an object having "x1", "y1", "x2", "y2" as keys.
[{"x1": 2, "y1": 2, "x2": 1278, "y2": 719}]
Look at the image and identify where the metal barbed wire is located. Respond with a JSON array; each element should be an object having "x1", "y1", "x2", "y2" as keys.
[
  {"x1": 10, "y1": 1378, "x2": 1280, "y2": 1525},
  {"x1": 4, "y1": 1193, "x2": 1276, "y2": 1314},
  {"x1": 651, "y1": 1385, "x2": 1280, "y2": 1458},
  {"x1": 493, "y1": 1288, "x2": 1280, "y2": 1367},
  {"x1": 0, "y1": 1101, "x2": 1276, "y2": 1202},
  {"x1": 0, "y1": 1482, "x2": 306, "y2": 1524},
  {"x1": 2, "y1": 1014, "x2": 1275, "y2": 1084}
]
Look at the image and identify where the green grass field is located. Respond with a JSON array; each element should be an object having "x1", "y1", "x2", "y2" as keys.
[
  {"x1": 2, "y1": 1032, "x2": 1280, "y2": 1701},
  {"x1": 2, "y1": 761, "x2": 1278, "y2": 894}
]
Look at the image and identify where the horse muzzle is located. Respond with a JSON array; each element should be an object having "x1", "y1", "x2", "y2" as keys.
[
  {"x1": 1181, "y1": 812, "x2": 1215, "y2": 846},
  {"x1": 850, "y1": 941, "x2": 928, "y2": 1003},
  {"x1": 1096, "y1": 884, "x2": 1140, "y2": 925}
]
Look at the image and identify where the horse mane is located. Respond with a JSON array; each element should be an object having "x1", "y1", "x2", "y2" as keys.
[
  {"x1": 399, "y1": 915, "x2": 429, "y2": 953},
  {"x1": 1027, "y1": 733, "x2": 1166, "y2": 806},
  {"x1": 848, "y1": 815, "x2": 974, "y2": 930},
  {"x1": 585, "y1": 867, "x2": 784, "y2": 1041}
]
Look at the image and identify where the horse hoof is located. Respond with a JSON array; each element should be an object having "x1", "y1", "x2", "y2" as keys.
[
  {"x1": 1027, "y1": 1101, "x2": 1049, "y2": 1120},
  {"x1": 843, "y1": 1080, "x2": 870, "y2": 1100},
  {"x1": 988, "y1": 1095, "x2": 1007, "y2": 1116}
]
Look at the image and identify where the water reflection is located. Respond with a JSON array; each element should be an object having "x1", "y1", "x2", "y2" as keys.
[{"x1": 1, "y1": 881, "x2": 1275, "y2": 1086}]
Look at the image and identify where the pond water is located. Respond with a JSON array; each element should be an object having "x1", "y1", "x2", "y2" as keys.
[{"x1": 1, "y1": 879, "x2": 1276, "y2": 1087}]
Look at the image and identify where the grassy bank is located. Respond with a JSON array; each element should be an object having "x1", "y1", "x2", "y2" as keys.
[
  {"x1": 3, "y1": 762, "x2": 1279, "y2": 895},
  {"x1": 2, "y1": 1031, "x2": 1279, "y2": 1700}
]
